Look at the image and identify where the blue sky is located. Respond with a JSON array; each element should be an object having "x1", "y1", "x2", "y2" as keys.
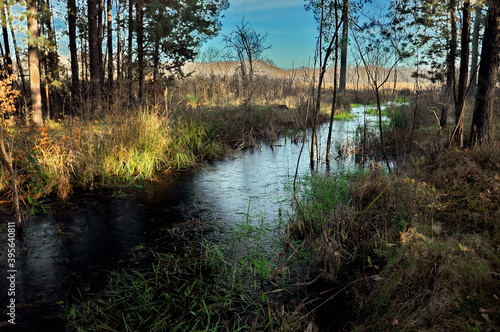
[{"x1": 200, "y1": 0, "x2": 319, "y2": 69}]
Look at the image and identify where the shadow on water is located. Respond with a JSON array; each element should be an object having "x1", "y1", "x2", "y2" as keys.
[{"x1": 0, "y1": 106, "x2": 381, "y2": 330}]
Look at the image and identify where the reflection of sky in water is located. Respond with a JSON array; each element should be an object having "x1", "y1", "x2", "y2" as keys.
[{"x1": 191, "y1": 106, "x2": 382, "y2": 229}]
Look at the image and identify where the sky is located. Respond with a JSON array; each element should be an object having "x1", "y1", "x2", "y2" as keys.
[{"x1": 200, "y1": 0, "x2": 319, "y2": 69}]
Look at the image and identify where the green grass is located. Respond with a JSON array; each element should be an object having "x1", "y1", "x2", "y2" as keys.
[
  {"x1": 63, "y1": 204, "x2": 310, "y2": 331},
  {"x1": 334, "y1": 112, "x2": 356, "y2": 120},
  {"x1": 364, "y1": 107, "x2": 389, "y2": 116}
]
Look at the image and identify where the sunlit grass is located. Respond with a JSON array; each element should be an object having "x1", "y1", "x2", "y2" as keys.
[{"x1": 3, "y1": 110, "x2": 230, "y2": 201}]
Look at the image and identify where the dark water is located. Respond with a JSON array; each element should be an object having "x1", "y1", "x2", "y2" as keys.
[{"x1": 0, "y1": 107, "x2": 380, "y2": 330}]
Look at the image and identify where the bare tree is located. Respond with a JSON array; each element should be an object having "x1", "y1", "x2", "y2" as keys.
[
  {"x1": 223, "y1": 19, "x2": 270, "y2": 104},
  {"x1": 339, "y1": 0, "x2": 349, "y2": 94}
]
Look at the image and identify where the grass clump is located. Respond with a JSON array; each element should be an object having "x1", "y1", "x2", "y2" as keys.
[
  {"x1": 65, "y1": 243, "x2": 258, "y2": 332},
  {"x1": 64, "y1": 213, "x2": 316, "y2": 332},
  {"x1": 334, "y1": 112, "x2": 356, "y2": 121}
]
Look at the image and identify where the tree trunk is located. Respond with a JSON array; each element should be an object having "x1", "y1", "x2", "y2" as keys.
[
  {"x1": 137, "y1": 2, "x2": 145, "y2": 104},
  {"x1": 153, "y1": 38, "x2": 160, "y2": 81},
  {"x1": 27, "y1": 0, "x2": 43, "y2": 126},
  {"x1": 98, "y1": 0, "x2": 104, "y2": 85},
  {"x1": 454, "y1": 0, "x2": 470, "y2": 147},
  {"x1": 326, "y1": 22, "x2": 339, "y2": 163},
  {"x1": 88, "y1": 0, "x2": 103, "y2": 114},
  {"x1": 40, "y1": 0, "x2": 58, "y2": 81},
  {"x1": 468, "y1": 4, "x2": 483, "y2": 98},
  {"x1": 116, "y1": 0, "x2": 122, "y2": 82},
  {"x1": 1, "y1": 2, "x2": 12, "y2": 74},
  {"x1": 6, "y1": 3, "x2": 27, "y2": 95},
  {"x1": 469, "y1": 0, "x2": 500, "y2": 146},
  {"x1": 440, "y1": 0, "x2": 457, "y2": 128},
  {"x1": 339, "y1": 0, "x2": 348, "y2": 94},
  {"x1": 68, "y1": 0, "x2": 79, "y2": 103},
  {"x1": 107, "y1": 0, "x2": 113, "y2": 92},
  {"x1": 127, "y1": 0, "x2": 134, "y2": 103}
]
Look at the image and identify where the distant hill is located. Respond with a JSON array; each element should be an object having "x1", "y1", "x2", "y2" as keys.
[{"x1": 185, "y1": 61, "x2": 431, "y2": 90}]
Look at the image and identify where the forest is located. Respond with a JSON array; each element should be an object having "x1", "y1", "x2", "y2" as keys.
[{"x1": 0, "y1": 0, "x2": 499, "y2": 331}]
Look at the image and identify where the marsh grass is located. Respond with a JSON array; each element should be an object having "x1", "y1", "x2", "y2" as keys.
[
  {"x1": 64, "y1": 206, "x2": 314, "y2": 331},
  {"x1": 63, "y1": 194, "x2": 335, "y2": 332},
  {"x1": 284, "y1": 147, "x2": 500, "y2": 331},
  {"x1": 0, "y1": 109, "x2": 232, "y2": 203},
  {"x1": 65, "y1": 242, "x2": 258, "y2": 331},
  {"x1": 1, "y1": 95, "x2": 321, "y2": 204}
]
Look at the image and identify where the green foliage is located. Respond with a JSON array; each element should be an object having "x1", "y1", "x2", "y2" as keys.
[
  {"x1": 143, "y1": 0, "x2": 229, "y2": 75},
  {"x1": 387, "y1": 105, "x2": 410, "y2": 129},
  {"x1": 364, "y1": 107, "x2": 388, "y2": 116}
]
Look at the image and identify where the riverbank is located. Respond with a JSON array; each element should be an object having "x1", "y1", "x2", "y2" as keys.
[
  {"x1": 287, "y1": 146, "x2": 500, "y2": 330},
  {"x1": 0, "y1": 103, "x2": 328, "y2": 209},
  {"x1": 62, "y1": 147, "x2": 500, "y2": 332}
]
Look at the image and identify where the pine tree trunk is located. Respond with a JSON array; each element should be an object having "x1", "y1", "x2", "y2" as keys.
[
  {"x1": 116, "y1": 0, "x2": 122, "y2": 82},
  {"x1": 441, "y1": 0, "x2": 457, "y2": 128},
  {"x1": 1, "y1": 2, "x2": 12, "y2": 74},
  {"x1": 107, "y1": 0, "x2": 113, "y2": 92},
  {"x1": 469, "y1": 0, "x2": 500, "y2": 146},
  {"x1": 68, "y1": 0, "x2": 79, "y2": 102},
  {"x1": 137, "y1": 3, "x2": 145, "y2": 104},
  {"x1": 127, "y1": 0, "x2": 134, "y2": 103},
  {"x1": 454, "y1": 0, "x2": 470, "y2": 147},
  {"x1": 468, "y1": 5, "x2": 482, "y2": 98},
  {"x1": 88, "y1": 0, "x2": 103, "y2": 114},
  {"x1": 27, "y1": 0, "x2": 43, "y2": 126},
  {"x1": 6, "y1": 3, "x2": 27, "y2": 95}
]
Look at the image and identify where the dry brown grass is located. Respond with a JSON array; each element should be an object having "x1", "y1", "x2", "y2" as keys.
[{"x1": 287, "y1": 142, "x2": 500, "y2": 331}]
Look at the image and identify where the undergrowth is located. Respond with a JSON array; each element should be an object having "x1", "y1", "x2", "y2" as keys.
[{"x1": 284, "y1": 147, "x2": 500, "y2": 331}]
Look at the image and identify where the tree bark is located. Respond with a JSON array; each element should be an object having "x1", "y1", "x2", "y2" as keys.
[
  {"x1": 469, "y1": 0, "x2": 500, "y2": 146},
  {"x1": 440, "y1": 0, "x2": 457, "y2": 128},
  {"x1": 67, "y1": 0, "x2": 79, "y2": 101},
  {"x1": 137, "y1": 2, "x2": 144, "y2": 104},
  {"x1": 127, "y1": 0, "x2": 134, "y2": 103},
  {"x1": 98, "y1": 0, "x2": 104, "y2": 85},
  {"x1": 339, "y1": 0, "x2": 348, "y2": 94},
  {"x1": 1, "y1": 1, "x2": 12, "y2": 74},
  {"x1": 5, "y1": 3, "x2": 27, "y2": 95},
  {"x1": 468, "y1": 4, "x2": 483, "y2": 98},
  {"x1": 116, "y1": 0, "x2": 122, "y2": 82},
  {"x1": 27, "y1": 0, "x2": 43, "y2": 126},
  {"x1": 107, "y1": 0, "x2": 113, "y2": 92},
  {"x1": 454, "y1": 0, "x2": 470, "y2": 146},
  {"x1": 88, "y1": 0, "x2": 103, "y2": 114}
]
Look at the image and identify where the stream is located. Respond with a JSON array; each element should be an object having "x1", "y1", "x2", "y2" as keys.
[{"x1": 0, "y1": 106, "x2": 381, "y2": 331}]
